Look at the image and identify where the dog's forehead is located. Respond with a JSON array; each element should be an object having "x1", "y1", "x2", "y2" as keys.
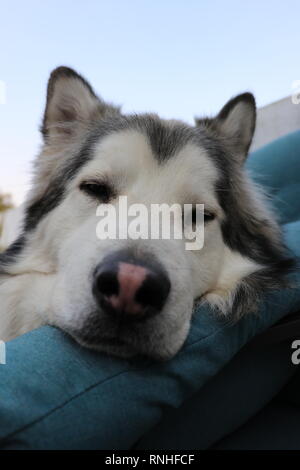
[{"x1": 78, "y1": 125, "x2": 219, "y2": 195}]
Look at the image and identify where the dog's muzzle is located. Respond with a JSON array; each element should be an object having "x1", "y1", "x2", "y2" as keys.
[{"x1": 92, "y1": 250, "x2": 171, "y2": 323}]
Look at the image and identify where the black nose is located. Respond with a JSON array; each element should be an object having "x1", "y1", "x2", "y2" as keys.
[{"x1": 92, "y1": 251, "x2": 171, "y2": 322}]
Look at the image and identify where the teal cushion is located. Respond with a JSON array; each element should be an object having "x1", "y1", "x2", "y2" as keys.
[
  {"x1": 0, "y1": 131, "x2": 300, "y2": 450},
  {"x1": 245, "y1": 130, "x2": 300, "y2": 225}
]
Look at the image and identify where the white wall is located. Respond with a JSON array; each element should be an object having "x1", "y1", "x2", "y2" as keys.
[{"x1": 251, "y1": 96, "x2": 300, "y2": 151}]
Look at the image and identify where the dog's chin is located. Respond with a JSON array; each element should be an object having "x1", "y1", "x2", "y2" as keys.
[
  {"x1": 74, "y1": 334, "x2": 140, "y2": 359},
  {"x1": 66, "y1": 329, "x2": 179, "y2": 361},
  {"x1": 61, "y1": 308, "x2": 190, "y2": 361}
]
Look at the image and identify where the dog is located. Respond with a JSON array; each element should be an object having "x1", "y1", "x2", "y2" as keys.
[{"x1": 0, "y1": 67, "x2": 294, "y2": 360}]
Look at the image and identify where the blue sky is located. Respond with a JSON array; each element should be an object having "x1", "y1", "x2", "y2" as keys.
[{"x1": 0, "y1": 0, "x2": 299, "y2": 204}]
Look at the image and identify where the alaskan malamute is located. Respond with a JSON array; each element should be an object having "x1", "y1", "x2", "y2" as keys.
[{"x1": 0, "y1": 67, "x2": 294, "y2": 359}]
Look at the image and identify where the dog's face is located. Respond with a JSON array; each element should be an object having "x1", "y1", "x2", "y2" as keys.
[
  {"x1": 2, "y1": 67, "x2": 289, "y2": 360},
  {"x1": 36, "y1": 125, "x2": 225, "y2": 359}
]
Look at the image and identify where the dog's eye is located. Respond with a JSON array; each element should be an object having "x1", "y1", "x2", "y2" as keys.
[
  {"x1": 191, "y1": 208, "x2": 215, "y2": 224},
  {"x1": 79, "y1": 181, "x2": 112, "y2": 203},
  {"x1": 204, "y1": 211, "x2": 215, "y2": 223}
]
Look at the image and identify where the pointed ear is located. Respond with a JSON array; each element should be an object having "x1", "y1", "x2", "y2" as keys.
[
  {"x1": 196, "y1": 93, "x2": 256, "y2": 161},
  {"x1": 41, "y1": 66, "x2": 119, "y2": 141}
]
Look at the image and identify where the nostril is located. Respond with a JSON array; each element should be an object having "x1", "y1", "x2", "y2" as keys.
[
  {"x1": 94, "y1": 269, "x2": 119, "y2": 298},
  {"x1": 136, "y1": 270, "x2": 171, "y2": 312}
]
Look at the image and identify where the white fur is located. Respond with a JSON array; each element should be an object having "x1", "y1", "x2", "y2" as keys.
[
  {"x1": 204, "y1": 247, "x2": 262, "y2": 314},
  {"x1": 0, "y1": 128, "x2": 261, "y2": 358}
]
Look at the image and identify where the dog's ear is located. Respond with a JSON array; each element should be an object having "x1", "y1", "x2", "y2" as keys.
[
  {"x1": 41, "y1": 66, "x2": 119, "y2": 141},
  {"x1": 196, "y1": 93, "x2": 256, "y2": 161}
]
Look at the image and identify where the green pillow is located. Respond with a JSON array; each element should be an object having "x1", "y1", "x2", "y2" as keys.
[{"x1": 0, "y1": 131, "x2": 300, "y2": 450}]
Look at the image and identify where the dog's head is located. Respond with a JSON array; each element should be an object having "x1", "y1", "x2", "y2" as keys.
[{"x1": 2, "y1": 67, "x2": 292, "y2": 360}]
